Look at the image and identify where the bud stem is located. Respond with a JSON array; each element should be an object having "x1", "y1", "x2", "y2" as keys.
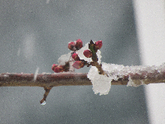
[{"x1": 92, "y1": 61, "x2": 106, "y2": 75}]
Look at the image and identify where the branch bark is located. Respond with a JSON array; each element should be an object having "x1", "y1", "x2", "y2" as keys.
[{"x1": 0, "y1": 72, "x2": 165, "y2": 87}]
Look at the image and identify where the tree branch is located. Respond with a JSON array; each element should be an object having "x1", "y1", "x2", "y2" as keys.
[
  {"x1": 0, "y1": 66, "x2": 165, "y2": 104},
  {"x1": 0, "y1": 71, "x2": 165, "y2": 87}
]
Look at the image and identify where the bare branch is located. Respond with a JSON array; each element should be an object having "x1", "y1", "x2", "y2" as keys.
[{"x1": 0, "y1": 73, "x2": 90, "y2": 87}]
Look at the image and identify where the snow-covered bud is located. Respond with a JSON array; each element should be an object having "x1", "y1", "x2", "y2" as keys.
[
  {"x1": 68, "y1": 41, "x2": 76, "y2": 51},
  {"x1": 75, "y1": 39, "x2": 83, "y2": 50},
  {"x1": 54, "y1": 65, "x2": 64, "y2": 73},
  {"x1": 52, "y1": 64, "x2": 58, "y2": 71},
  {"x1": 72, "y1": 61, "x2": 85, "y2": 69},
  {"x1": 83, "y1": 50, "x2": 92, "y2": 58},
  {"x1": 72, "y1": 52, "x2": 80, "y2": 61},
  {"x1": 95, "y1": 40, "x2": 102, "y2": 50}
]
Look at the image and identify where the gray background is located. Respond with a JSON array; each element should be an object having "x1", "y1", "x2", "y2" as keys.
[{"x1": 0, "y1": 0, "x2": 149, "y2": 124}]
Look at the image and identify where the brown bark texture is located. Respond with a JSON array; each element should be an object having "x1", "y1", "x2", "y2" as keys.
[{"x1": 0, "y1": 72, "x2": 165, "y2": 88}]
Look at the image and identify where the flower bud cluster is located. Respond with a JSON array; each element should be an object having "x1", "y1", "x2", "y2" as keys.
[
  {"x1": 68, "y1": 39, "x2": 86, "y2": 69},
  {"x1": 52, "y1": 62, "x2": 69, "y2": 73},
  {"x1": 52, "y1": 39, "x2": 103, "y2": 73}
]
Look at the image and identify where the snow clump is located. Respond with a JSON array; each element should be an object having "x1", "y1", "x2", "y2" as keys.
[{"x1": 87, "y1": 66, "x2": 111, "y2": 95}]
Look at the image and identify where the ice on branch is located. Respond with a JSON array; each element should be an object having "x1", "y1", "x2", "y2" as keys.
[
  {"x1": 41, "y1": 100, "x2": 46, "y2": 105},
  {"x1": 88, "y1": 61, "x2": 165, "y2": 95},
  {"x1": 102, "y1": 63, "x2": 165, "y2": 87},
  {"x1": 87, "y1": 66, "x2": 111, "y2": 95},
  {"x1": 76, "y1": 43, "x2": 102, "y2": 64},
  {"x1": 127, "y1": 76, "x2": 144, "y2": 87}
]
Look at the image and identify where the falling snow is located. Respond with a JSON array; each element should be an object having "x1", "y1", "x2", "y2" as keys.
[{"x1": 34, "y1": 67, "x2": 39, "y2": 81}]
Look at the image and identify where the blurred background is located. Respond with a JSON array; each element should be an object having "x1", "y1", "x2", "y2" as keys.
[{"x1": 0, "y1": 0, "x2": 149, "y2": 123}]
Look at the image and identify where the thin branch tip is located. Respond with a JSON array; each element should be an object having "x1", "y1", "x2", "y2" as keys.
[{"x1": 40, "y1": 86, "x2": 52, "y2": 104}]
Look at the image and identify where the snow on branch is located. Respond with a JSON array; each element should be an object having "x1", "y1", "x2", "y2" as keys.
[
  {"x1": 0, "y1": 63, "x2": 165, "y2": 104},
  {"x1": 0, "y1": 63, "x2": 165, "y2": 87},
  {"x1": 88, "y1": 62, "x2": 165, "y2": 95}
]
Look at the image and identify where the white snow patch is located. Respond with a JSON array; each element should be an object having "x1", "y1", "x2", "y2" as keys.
[
  {"x1": 102, "y1": 62, "x2": 125, "y2": 80},
  {"x1": 87, "y1": 66, "x2": 111, "y2": 95},
  {"x1": 88, "y1": 62, "x2": 165, "y2": 95},
  {"x1": 42, "y1": 72, "x2": 51, "y2": 74},
  {"x1": 87, "y1": 62, "x2": 126, "y2": 95},
  {"x1": 127, "y1": 76, "x2": 145, "y2": 87},
  {"x1": 101, "y1": 62, "x2": 148, "y2": 88},
  {"x1": 4, "y1": 74, "x2": 9, "y2": 77},
  {"x1": 34, "y1": 67, "x2": 39, "y2": 81},
  {"x1": 127, "y1": 76, "x2": 137, "y2": 87},
  {"x1": 58, "y1": 52, "x2": 72, "y2": 65}
]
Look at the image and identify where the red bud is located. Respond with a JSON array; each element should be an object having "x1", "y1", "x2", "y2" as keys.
[
  {"x1": 54, "y1": 65, "x2": 64, "y2": 73},
  {"x1": 75, "y1": 39, "x2": 83, "y2": 50},
  {"x1": 72, "y1": 52, "x2": 80, "y2": 61},
  {"x1": 72, "y1": 61, "x2": 85, "y2": 69},
  {"x1": 83, "y1": 50, "x2": 92, "y2": 58},
  {"x1": 95, "y1": 40, "x2": 102, "y2": 50},
  {"x1": 68, "y1": 42, "x2": 76, "y2": 51},
  {"x1": 52, "y1": 64, "x2": 58, "y2": 71}
]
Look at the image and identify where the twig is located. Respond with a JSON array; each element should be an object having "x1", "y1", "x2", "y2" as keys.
[{"x1": 40, "y1": 86, "x2": 52, "y2": 104}]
